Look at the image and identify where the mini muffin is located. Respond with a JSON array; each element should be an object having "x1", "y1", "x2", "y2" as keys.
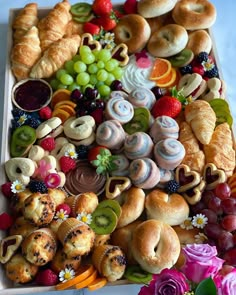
[
  {"x1": 22, "y1": 192, "x2": 56, "y2": 226},
  {"x1": 5, "y1": 253, "x2": 38, "y2": 284},
  {"x1": 51, "y1": 247, "x2": 81, "y2": 273},
  {"x1": 9, "y1": 216, "x2": 38, "y2": 238},
  {"x1": 94, "y1": 234, "x2": 111, "y2": 248},
  {"x1": 21, "y1": 228, "x2": 57, "y2": 266},
  {"x1": 48, "y1": 188, "x2": 67, "y2": 207},
  {"x1": 10, "y1": 188, "x2": 32, "y2": 214},
  {"x1": 57, "y1": 218, "x2": 95, "y2": 258},
  {"x1": 49, "y1": 218, "x2": 64, "y2": 234},
  {"x1": 92, "y1": 244, "x2": 126, "y2": 282}
]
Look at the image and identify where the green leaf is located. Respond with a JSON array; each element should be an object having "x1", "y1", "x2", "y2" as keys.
[{"x1": 195, "y1": 277, "x2": 217, "y2": 295}]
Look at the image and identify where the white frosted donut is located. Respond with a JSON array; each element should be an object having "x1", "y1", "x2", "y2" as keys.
[
  {"x1": 187, "y1": 30, "x2": 212, "y2": 55},
  {"x1": 138, "y1": 0, "x2": 177, "y2": 18},
  {"x1": 63, "y1": 115, "x2": 95, "y2": 140},
  {"x1": 51, "y1": 137, "x2": 76, "y2": 159},
  {"x1": 128, "y1": 87, "x2": 156, "y2": 110},
  {"x1": 36, "y1": 117, "x2": 62, "y2": 139},
  {"x1": 172, "y1": 0, "x2": 217, "y2": 30},
  {"x1": 28, "y1": 145, "x2": 47, "y2": 161},
  {"x1": 178, "y1": 73, "x2": 207, "y2": 100},
  {"x1": 147, "y1": 24, "x2": 188, "y2": 57},
  {"x1": 113, "y1": 14, "x2": 151, "y2": 54}
]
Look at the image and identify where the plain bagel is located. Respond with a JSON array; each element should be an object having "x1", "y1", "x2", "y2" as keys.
[
  {"x1": 113, "y1": 14, "x2": 151, "y2": 54},
  {"x1": 137, "y1": 0, "x2": 178, "y2": 18},
  {"x1": 186, "y1": 29, "x2": 212, "y2": 55},
  {"x1": 172, "y1": 0, "x2": 217, "y2": 30},
  {"x1": 147, "y1": 24, "x2": 188, "y2": 57}
]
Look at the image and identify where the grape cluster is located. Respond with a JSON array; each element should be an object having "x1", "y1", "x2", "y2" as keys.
[{"x1": 50, "y1": 45, "x2": 124, "y2": 98}]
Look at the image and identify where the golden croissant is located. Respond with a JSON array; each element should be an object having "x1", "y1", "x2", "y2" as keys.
[
  {"x1": 184, "y1": 100, "x2": 216, "y2": 145},
  {"x1": 30, "y1": 35, "x2": 81, "y2": 79},
  {"x1": 12, "y1": 3, "x2": 38, "y2": 44},
  {"x1": 38, "y1": 0, "x2": 72, "y2": 51},
  {"x1": 179, "y1": 121, "x2": 205, "y2": 174},
  {"x1": 204, "y1": 122, "x2": 235, "y2": 177},
  {"x1": 11, "y1": 26, "x2": 41, "y2": 81}
]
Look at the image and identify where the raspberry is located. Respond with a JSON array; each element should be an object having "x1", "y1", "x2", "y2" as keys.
[
  {"x1": 1, "y1": 182, "x2": 14, "y2": 198},
  {"x1": 35, "y1": 268, "x2": 58, "y2": 286},
  {"x1": 56, "y1": 203, "x2": 71, "y2": 215},
  {"x1": 0, "y1": 212, "x2": 14, "y2": 230},
  {"x1": 192, "y1": 65, "x2": 205, "y2": 76},
  {"x1": 59, "y1": 156, "x2": 76, "y2": 173},
  {"x1": 123, "y1": 0, "x2": 137, "y2": 14},
  {"x1": 40, "y1": 137, "x2": 56, "y2": 151},
  {"x1": 165, "y1": 180, "x2": 180, "y2": 194},
  {"x1": 39, "y1": 106, "x2": 52, "y2": 120},
  {"x1": 28, "y1": 180, "x2": 48, "y2": 193}
]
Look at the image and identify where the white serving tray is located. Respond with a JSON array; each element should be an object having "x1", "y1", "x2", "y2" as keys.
[{"x1": 1, "y1": 5, "x2": 235, "y2": 295}]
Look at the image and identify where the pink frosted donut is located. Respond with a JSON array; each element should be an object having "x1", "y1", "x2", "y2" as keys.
[{"x1": 128, "y1": 87, "x2": 156, "y2": 110}]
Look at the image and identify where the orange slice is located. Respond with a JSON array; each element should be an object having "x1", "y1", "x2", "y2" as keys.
[
  {"x1": 156, "y1": 68, "x2": 177, "y2": 88},
  {"x1": 51, "y1": 89, "x2": 72, "y2": 108},
  {"x1": 88, "y1": 277, "x2": 107, "y2": 291},
  {"x1": 55, "y1": 264, "x2": 95, "y2": 291},
  {"x1": 56, "y1": 105, "x2": 76, "y2": 116},
  {"x1": 52, "y1": 108, "x2": 71, "y2": 123},
  {"x1": 149, "y1": 58, "x2": 172, "y2": 81},
  {"x1": 75, "y1": 269, "x2": 97, "y2": 289},
  {"x1": 53, "y1": 100, "x2": 77, "y2": 109}
]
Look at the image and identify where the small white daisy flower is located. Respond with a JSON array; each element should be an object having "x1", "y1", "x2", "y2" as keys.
[
  {"x1": 202, "y1": 59, "x2": 214, "y2": 71},
  {"x1": 65, "y1": 149, "x2": 78, "y2": 159},
  {"x1": 11, "y1": 180, "x2": 25, "y2": 193},
  {"x1": 17, "y1": 114, "x2": 28, "y2": 125},
  {"x1": 54, "y1": 209, "x2": 69, "y2": 221},
  {"x1": 59, "y1": 267, "x2": 75, "y2": 282},
  {"x1": 77, "y1": 212, "x2": 92, "y2": 225},
  {"x1": 180, "y1": 217, "x2": 193, "y2": 230},
  {"x1": 192, "y1": 213, "x2": 208, "y2": 229},
  {"x1": 195, "y1": 232, "x2": 208, "y2": 243}
]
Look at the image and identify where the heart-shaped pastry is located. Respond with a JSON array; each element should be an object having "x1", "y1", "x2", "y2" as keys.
[
  {"x1": 203, "y1": 163, "x2": 226, "y2": 190},
  {"x1": 105, "y1": 176, "x2": 131, "y2": 199},
  {"x1": 111, "y1": 43, "x2": 129, "y2": 66},
  {"x1": 183, "y1": 180, "x2": 206, "y2": 205},
  {"x1": 0, "y1": 235, "x2": 23, "y2": 264},
  {"x1": 81, "y1": 33, "x2": 101, "y2": 51},
  {"x1": 175, "y1": 164, "x2": 201, "y2": 193}
]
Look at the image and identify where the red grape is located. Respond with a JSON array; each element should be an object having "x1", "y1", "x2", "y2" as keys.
[
  {"x1": 201, "y1": 208, "x2": 217, "y2": 223},
  {"x1": 204, "y1": 223, "x2": 224, "y2": 240},
  {"x1": 221, "y1": 215, "x2": 236, "y2": 232},
  {"x1": 201, "y1": 190, "x2": 215, "y2": 206},
  {"x1": 221, "y1": 198, "x2": 236, "y2": 215},
  {"x1": 191, "y1": 201, "x2": 206, "y2": 214},
  {"x1": 217, "y1": 231, "x2": 234, "y2": 251},
  {"x1": 223, "y1": 247, "x2": 236, "y2": 266},
  {"x1": 208, "y1": 196, "x2": 223, "y2": 215},
  {"x1": 215, "y1": 182, "x2": 231, "y2": 200}
]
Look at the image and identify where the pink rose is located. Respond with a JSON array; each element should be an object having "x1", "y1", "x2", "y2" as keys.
[
  {"x1": 180, "y1": 243, "x2": 224, "y2": 284},
  {"x1": 215, "y1": 267, "x2": 236, "y2": 295},
  {"x1": 138, "y1": 269, "x2": 190, "y2": 295}
]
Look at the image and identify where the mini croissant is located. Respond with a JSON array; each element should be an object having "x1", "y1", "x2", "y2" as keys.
[
  {"x1": 30, "y1": 35, "x2": 81, "y2": 79},
  {"x1": 38, "y1": 0, "x2": 72, "y2": 51},
  {"x1": 11, "y1": 26, "x2": 41, "y2": 81}
]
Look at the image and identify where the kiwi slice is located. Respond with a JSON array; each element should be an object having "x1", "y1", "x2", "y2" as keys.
[
  {"x1": 168, "y1": 49, "x2": 194, "y2": 68},
  {"x1": 70, "y1": 3, "x2": 92, "y2": 17},
  {"x1": 209, "y1": 99, "x2": 233, "y2": 127},
  {"x1": 10, "y1": 141, "x2": 28, "y2": 158},
  {"x1": 12, "y1": 125, "x2": 36, "y2": 147},
  {"x1": 96, "y1": 199, "x2": 122, "y2": 219},
  {"x1": 90, "y1": 207, "x2": 118, "y2": 235},
  {"x1": 73, "y1": 13, "x2": 94, "y2": 23},
  {"x1": 209, "y1": 98, "x2": 230, "y2": 112},
  {"x1": 124, "y1": 265, "x2": 152, "y2": 284},
  {"x1": 124, "y1": 107, "x2": 150, "y2": 134}
]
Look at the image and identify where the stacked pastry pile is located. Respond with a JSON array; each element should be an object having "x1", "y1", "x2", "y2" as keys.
[{"x1": 1, "y1": 0, "x2": 236, "y2": 292}]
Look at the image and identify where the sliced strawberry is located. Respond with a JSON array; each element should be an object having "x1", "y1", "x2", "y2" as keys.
[
  {"x1": 92, "y1": 0, "x2": 113, "y2": 16},
  {"x1": 83, "y1": 22, "x2": 100, "y2": 35},
  {"x1": 94, "y1": 13, "x2": 117, "y2": 31},
  {"x1": 151, "y1": 96, "x2": 182, "y2": 118}
]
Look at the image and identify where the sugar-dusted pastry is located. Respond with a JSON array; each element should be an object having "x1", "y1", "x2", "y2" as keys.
[
  {"x1": 30, "y1": 35, "x2": 81, "y2": 79},
  {"x1": 12, "y1": 3, "x2": 38, "y2": 44},
  {"x1": 184, "y1": 100, "x2": 216, "y2": 144},
  {"x1": 11, "y1": 26, "x2": 41, "y2": 81},
  {"x1": 204, "y1": 122, "x2": 236, "y2": 177},
  {"x1": 178, "y1": 121, "x2": 205, "y2": 174},
  {"x1": 37, "y1": 0, "x2": 72, "y2": 51}
]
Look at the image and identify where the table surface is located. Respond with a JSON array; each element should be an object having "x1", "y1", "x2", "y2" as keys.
[{"x1": 0, "y1": 0, "x2": 236, "y2": 294}]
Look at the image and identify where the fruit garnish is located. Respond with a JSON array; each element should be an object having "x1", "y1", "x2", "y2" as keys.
[
  {"x1": 75, "y1": 269, "x2": 97, "y2": 289},
  {"x1": 51, "y1": 89, "x2": 72, "y2": 108},
  {"x1": 1, "y1": 182, "x2": 14, "y2": 198},
  {"x1": 156, "y1": 68, "x2": 177, "y2": 88},
  {"x1": 123, "y1": 107, "x2": 150, "y2": 134},
  {"x1": 149, "y1": 58, "x2": 172, "y2": 81},
  {"x1": 39, "y1": 106, "x2": 52, "y2": 120},
  {"x1": 0, "y1": 212, "x2": 14, "y2": 230},
  {"x1": 90, "y1": 207, "x2": 118, "y2": 234},
  {"x1": 92, "y1": 0, "x2": 112, "y2": 16},
  {"x1": 84, "y1": 22, "x2": 100, "y2": 35},
  {"x1": 52, "y1": 108, "x2": 71, "y2": 123},
  {"x1": 209, "y1": 98, "x2": 233, "y2": 127},
  {"x1": 70, "y1": 2, "x2": 92, "y2": 17},
  {"x1": 168, "y1": 48, "x2": 194, "y2": 68},
  {"x1": 40, "y1": 137, "x2": 56, "y2": 151},
  {"x1": 96, "y1": 199, "x2": 122, "y2": 219},
  {"x1": 36, "y1": 268, "x2": 58, "y2": 286},
  {"x1": 87, "y1": 277, "x2": 107, "y2": 291},
  {"x1": 59, "y1": 156, "x2": 76, "y2": 173},
  {"x1": 123, "y1": 0, "x2": 138, "y2": 14},
  {"x1": 124, "y1": 265, "x2": 152, "y2": 284}
]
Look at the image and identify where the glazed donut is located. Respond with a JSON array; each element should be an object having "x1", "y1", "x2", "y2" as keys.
[
  {"x1": 138, "y1": 0, "x2": 177, "y2": 18},
  {"x1": 147, "y1": 24, "x2": 188, "y2": 57},
  {"x1": 172, "y1": 0, "x2": 217, "y2": 30},
  {"x1": 116, "y1": 187, "x2": 145, "y2": 228},
  {"x1": 131, "y1": 219, "x2": 181, "y2": 273},
  {"x1": 113, "y1": 14, "x2": 151, "y2": 54},
  {"x1": 145, "y1": 189, "x2": 189, "y2": 226},
  {"x1": 187, "y1": 30, "x2": 212, "y2": 55}
]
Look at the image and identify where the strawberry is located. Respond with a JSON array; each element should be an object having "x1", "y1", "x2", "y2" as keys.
[
  {"x1": 40, "y1": 137, "x2": 56, "y2": 151},
  {"x1": 59, "y1": 156, "x2": 76, "y2": 173},
  {"x1": 93, "y1": 13, "x2": 117, "y2": 31},
  {"x1": 1, "y1": 182, "x2": 14, "y2": 199},
  {"x1": 151, "y1": 96, "x2": 182, "y2": 118},
  {"x1": 39, "y1": 106, "x2": 52, "y2": 120},
  {"x1": 0, "y1": 212, "x2": 14, "y2": 230},
  {"x1": 83, "y1": 22, "x2": 100, "y2": 35},
  {"x1": 123, "y1": 0, "x2": 138, "y2": 14},
  {"x1": 35, "y1": 268, "x2": 58, "y2": 286},
  {"x1": 92, "y1": 0, "x2": 112, "y2": 16}
]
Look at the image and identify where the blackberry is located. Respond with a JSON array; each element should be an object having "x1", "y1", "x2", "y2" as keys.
[
  {"x1": 165, "y1": 180, "x2": 180, "y2": 194},
  {"x1": 12, "y1": 108, "x2": 26, "y2": 119},
  {"x1": 180, "y1": 64, "x2": 192, "y2": 75},
  {"x1": 11, "y1": 119, "x2": 21, "y2": 131},
  {"x1": 204, "y1": 66, "x2": 219, "y2": 78},
  {"x1": 76, "y1": 145, "x2": 89, "y2": 159},
  {"x1": 197, "y1": 52, "x2": 209, "y2": 63},
  {"x1": 28, "y1": 180, "x2": 48, "y2": 193},
  {"x1": 26, "y1": 117, "x2": 41, "y2": 129}
]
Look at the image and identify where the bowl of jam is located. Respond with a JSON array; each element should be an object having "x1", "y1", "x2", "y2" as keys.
[{"x1": 11, "y1": 78, "x2": 52, "y2": 112}]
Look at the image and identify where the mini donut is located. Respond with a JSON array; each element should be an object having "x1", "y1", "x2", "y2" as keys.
[
  {"x1": 28, "y1": 145, "x2": 48, "y2": 162},
  {"x1": 36, "y1": 117, "x2": 62, "y2": 139},
  {"x1": 131, "y1": 219, "x2": 181, "y2": 273},
  {"x1": 51, "y1": 137, "x2": 76, "y2": 159},
  {"x1": 116, "y1": 187, "x2": 145, "y2": 228},
  {"x1": 138, "y1": 0, "x2": 177, "y2": 18},
  {"x1": 145, "y1": 189, "x2": 189, "y2": 226},
  {"x1": 172, "y1": 0, "x2": 217, "y2": 30},
  {"x1": 186, "y1": 30, "x2": 212, "y2": 55},
  {"x1": 201, "y1": 77, "x2": 226, "y2": 101},
  {"x1": 113, "y1": 14, "x2": 151, "y2": 54}
]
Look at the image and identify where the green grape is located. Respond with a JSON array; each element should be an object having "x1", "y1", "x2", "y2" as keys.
[
  {"x1": 93, "y1": 49, "x2": 100, "y2": 60},
  {"x1": 97, "y1": 69, "x2": 108, "y2": 82},
  {"x1": 57, "y1": 83, "x2": 68, "y2": 90},
  {"x1": 105, "y1": 73, "x2": 115, "y2": 86},
  {"x1": 105, "y1": 59, "x2": 118, "y2": 72},
  {"x1": 76, "y1": 72, "x2": 90, "y2": 86},
  {"x1": 50, "y1": 79, "x2": 60, "y2": 90},
  {"x1": 79, "y1": 45, "x2": 92, "y2": 56},
  {"x1": 68, "y1": 82, "x2": 81, "y2": 92},
  {"x1": 112, "y1": 67, "x2": 124, "y2": 79},
  {"x1": 72, "y1": 54, "x2": 81, "y2": 62},
  {"x1": 97, "y1": 60, "x2": 105, "y2": 69},
  {"x1": 96, "y1": 81, "x2": 104, "y2": 89},
  {"x1": 98, "y1": 84, "x2": 111, "y2": 97},
  {"x1": 90, "y1": 74, "x2": 98, "y2": 85},
  {"x1": 56, "y1": 69, "x2": 67, "y2": 80},
  {"x1": 88, "y1": 63, "x2": 98, "y2": 74},
  {"x1": 74, "y1": 61, "x2": 87, "y2": 73},
  {"x1": 60, "y1": 73, "x2": 74, "y2": 85},
  {"x1": 81, "y1": 53, "x2": 95, "y2": 65},
  {"x1": 64, "y1": 60, "x2": 76, "y2": 75},
  {"x1": 97, "y1": 49, "x2": 112, "y2": 62}
]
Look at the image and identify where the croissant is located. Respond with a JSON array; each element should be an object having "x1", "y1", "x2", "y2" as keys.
[
  {"x1": 38, "y1": 0, "x2": 72, "y2": 51},
  {"x1": 11, "y1": 26, "x2": 41, "y2": 81},
  {"x1": 179, "y1": 121, "x2": 205, "y2": 174},
  {"x1": 184, "y1": 100, "x2": 216, "y2": 145},
  {"x1": 12, "y1": 3, "x2": 38, "y2": 44},
  {"x1": 204, "y1": 122, "x2": 235, "y2": 177},
  {"x1": 64, "y1": 19, "x2": 84, "y2": 37},
  {"x1": 30, "y1": 35, "x2": 81, "y2": 79}
]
